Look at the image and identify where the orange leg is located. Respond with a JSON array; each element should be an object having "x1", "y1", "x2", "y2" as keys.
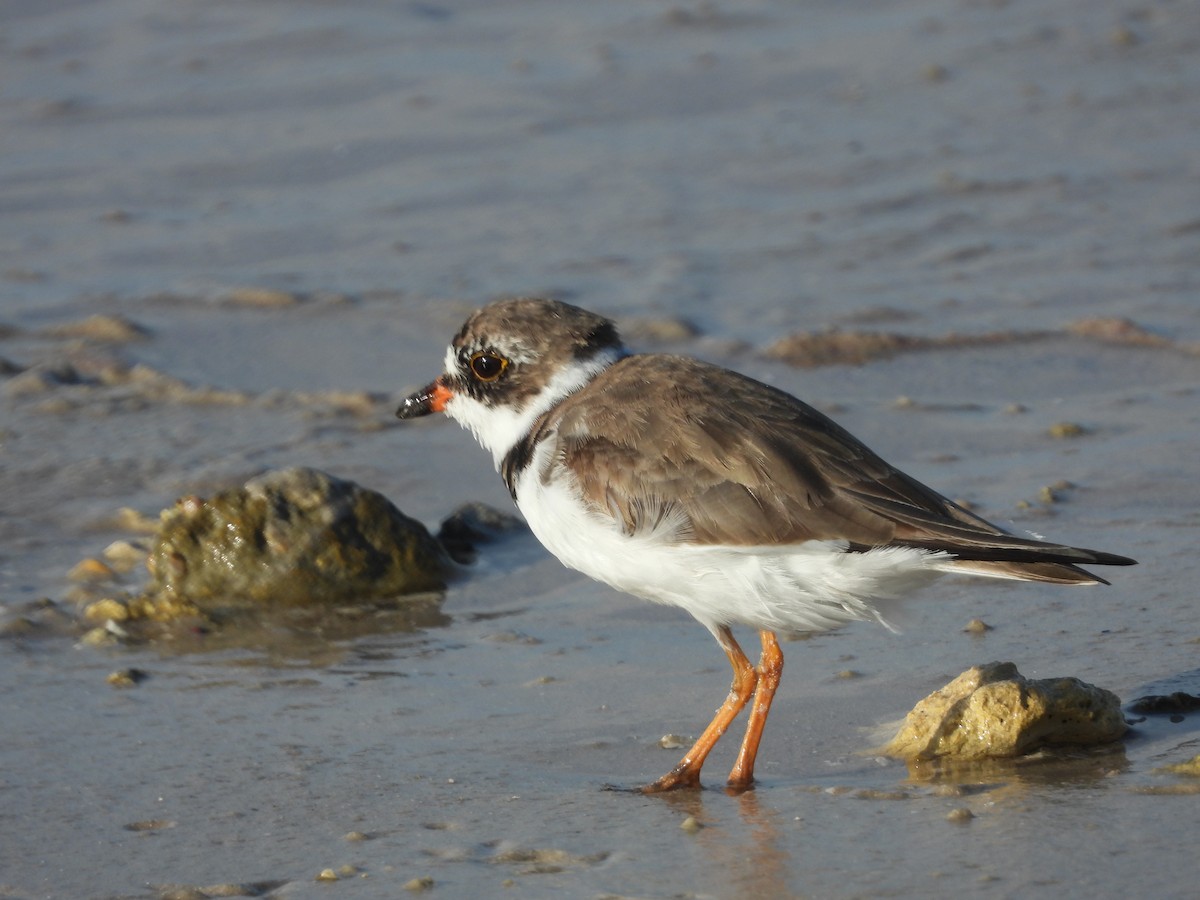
[
  {"x1": 727, "y1": 630, "x2": 784, "y2": 791},
  {"x1": 640, "y1": 625, "x2": 758, "y2": 793}
]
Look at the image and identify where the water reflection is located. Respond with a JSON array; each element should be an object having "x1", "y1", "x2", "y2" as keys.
[{"x1": 900, "y1": 744, "x2": 1132, "y2": 790}]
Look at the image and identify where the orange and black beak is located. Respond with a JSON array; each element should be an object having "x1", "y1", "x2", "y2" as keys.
[{"x1": 396, "y1": 378, "x2": 454, "y2": 420}]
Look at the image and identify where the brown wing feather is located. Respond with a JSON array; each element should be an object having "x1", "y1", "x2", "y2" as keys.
[{"x1": 539, "y1": 355, "x2": 1134, "y2": 582}]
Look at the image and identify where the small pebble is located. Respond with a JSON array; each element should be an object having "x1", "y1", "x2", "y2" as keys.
[
  {"x1": 106, "y1": 668, "x2": 148, "y2": 688},
  {"x1": 83, "y1": 597, "x2": 130, "y2": 623},
  {"x1": 68, "y1": 558, "x2": 118, "y2": 583},
  {"x1": 1110, "y1": 25, "x2": 1138, "y2": 47},
  {"x1": 921, "y1": 63, "x2": 949, "y2": 82},
  {"x1": 79, "y1": 626, "x2": 117, "y2": 646},
  {"x1": 103, "y1": 539, "x2": 148, "y2": 571},
  {"x1": 223, "y1": 287, "x2": 300, "y2": 308},
  {"x1": 1048, "y1": 422, "x2": 1087, "y2": 439},
  {"x1": 113, "y1": 507, "x2": 161, "y2": 534}
]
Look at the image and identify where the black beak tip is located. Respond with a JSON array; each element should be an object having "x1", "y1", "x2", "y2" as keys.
[
  {"x1": 395, "y1": 395, "x2": 430, "y2": 420},
  {"x1": 396, "y1": 381, "x2": 445, "y2": 420}
]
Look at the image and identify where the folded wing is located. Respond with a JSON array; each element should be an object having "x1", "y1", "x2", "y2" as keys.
[{"x1": 540, "y1": 355, "x2": 1135, "y2": 585}]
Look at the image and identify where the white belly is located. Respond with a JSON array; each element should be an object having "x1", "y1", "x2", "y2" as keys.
[{"x1": 514, "y1": 461, "x2": 949, "y2": 637}]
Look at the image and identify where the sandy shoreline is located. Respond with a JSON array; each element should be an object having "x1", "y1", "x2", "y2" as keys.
[{"x1": 3, "y1": 1, "x2": 1199, "y2": 897}]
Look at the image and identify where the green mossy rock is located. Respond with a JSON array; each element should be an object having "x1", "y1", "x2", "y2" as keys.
[{"x1": 146, "y1": 467, "x2": 447, "y2": 611}]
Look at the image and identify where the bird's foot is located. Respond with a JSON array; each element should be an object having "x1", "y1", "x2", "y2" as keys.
[
  {"x1": 723, "y1": 776, "x2": 756, "y2": 796},
  {"x1": 636, "y1": 769, "x2": 703, "y2": 794}
]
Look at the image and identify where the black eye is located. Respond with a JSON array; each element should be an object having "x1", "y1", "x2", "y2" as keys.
[{"x1": 468, "y1": 351, "x2": 508, "y2": 382}]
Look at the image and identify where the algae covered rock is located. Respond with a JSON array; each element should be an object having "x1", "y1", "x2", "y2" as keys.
[
  {"x1": 436, "y1": 501, "x2": 527, "y2": 564},
  {"x1": 884, "y1": 661, "x2": 1127, "y2": 761},
  {"x1": 146, "y1": 467, "x2": 447, "y2": 612}
]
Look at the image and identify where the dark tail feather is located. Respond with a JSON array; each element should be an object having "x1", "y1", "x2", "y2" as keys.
[{"x1": 929, "y1": 546, "x2": 1136, "y2": 585}]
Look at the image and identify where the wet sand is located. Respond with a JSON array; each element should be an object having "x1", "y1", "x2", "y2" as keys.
[{"x1": 3, "y1": 1, "x2": 1200, "y2": 897}]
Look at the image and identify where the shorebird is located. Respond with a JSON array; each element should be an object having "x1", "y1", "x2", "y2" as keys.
[{"x1": 398, "y1": 297, "x2": 1135, "y2": 791}]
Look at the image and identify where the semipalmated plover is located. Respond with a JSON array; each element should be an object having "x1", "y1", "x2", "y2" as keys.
[{"x1": 398, "y1": 297, "x2": 1135, "y2": 792}]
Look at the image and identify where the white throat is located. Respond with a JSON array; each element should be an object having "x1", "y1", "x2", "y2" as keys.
[{"x1": 443, "y1": 346, "x2": 622, "y2": 469}]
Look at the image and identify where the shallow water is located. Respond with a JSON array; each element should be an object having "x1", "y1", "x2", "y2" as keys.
[{"x1": 3, "y1": 1, "x2": 1200, "y2": 897}]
